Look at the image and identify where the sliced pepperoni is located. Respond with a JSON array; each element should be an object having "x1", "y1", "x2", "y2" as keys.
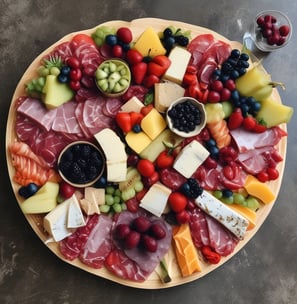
[{"x1": 159, "y1": 168, "x2": 187, "y2": 191}]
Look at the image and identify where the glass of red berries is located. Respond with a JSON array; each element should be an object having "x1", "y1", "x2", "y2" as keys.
[{"x1": 253, "y1": 10, "x2": 292, "y2": 52}]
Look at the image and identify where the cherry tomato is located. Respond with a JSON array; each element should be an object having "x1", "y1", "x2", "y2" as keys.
[
  {"x1": 257, "y1": 171, "x2": 269, "y2": 182},
  {"x1": 137, "y1": 159, "x2": 155, "y2": 177},
  {"x1": 156, "y1": 151, "x2": 174, "y2": 169},
  {"x1": 168, "y1": 192, "x2": 188, "y2": 213},
  {"x1": 175, "y1": 209, "x2": 190, "y2": 224},
  {"x1": 71, "y1": 34, "x2": 96, "y2": 46},
  {"x1": 66, "y1": 57, "x2": 80, "y2": 69},
  {"x1": 112, "y1": 44, "x2": 123, "y2": 58},
  {"x1": 117, "y1": 27, "x2": 133, "y2": 44},
  {"x1": 267, "y1": 167, "x2": 279, "y2": 180},
  {"x1": 140, "y1": 104, "x2": 154, "y2": 116},
  {"x1": 69, "y1": 68, "x2": 82, "y2": 81},
  {"x1": 69, "y1": 80, "x2": 81, "y2": 91}
]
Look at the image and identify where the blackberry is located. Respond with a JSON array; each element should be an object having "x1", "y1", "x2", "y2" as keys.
[
  {"x1": 181, "y1": 178, "x2": 203, "y2": 199},
  {"x1": 81, "y1": 144, "x2": 91, "y2": 158},
  {"x1": 175, "y1": 35, "x2": 189, "y2": 46}
]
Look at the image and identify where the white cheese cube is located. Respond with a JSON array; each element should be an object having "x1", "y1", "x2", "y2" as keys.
[
  {"x1": 140, "y1": 182, "x2": 172, "y2": 217},
  {"x1": 67, "y1": 195, "x2": 86, "y2": 228},
  {"x1": 173, "y1": 140, "x2": 209, "y2": 178},
  {"x1": 120, "y1": 96, "x2": 144, "y2": 113},
  {"x1": 154, "y1": 81, "x2": 185, "y2": 113},
  {"x1": 194, "y1": 191, "x2": 249, "y2": 239},
  {"x1": 163, "y1": 46, "x2": 191, "y2": 84}
]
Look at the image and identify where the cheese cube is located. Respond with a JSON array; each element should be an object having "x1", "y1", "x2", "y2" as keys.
[
  {"x1": 140, "y1": 108, "x2": 167, "y2": 140},
  {"x1": 194, "y1": 191, "x2": 249, "y2": 239},
  {"x1": 125, "y1": 131, "x2": 152, "y2": 154},
  {"x1": 154, "y1": 81, "x2": 185, "y2": 113},
  {"x1": 173, "y1": 140, "x2": 209, "y2": 178},
  {"x1": 120, "y1": 96, "x2": 144, "y2": 113},
  {"x1": 163, "y1": 46, "x2": 191, "y2": 84},
  {"x1": 140, "y1": 182, "x2": 172, "y2": 217},
  {"x1": 95, "y1": 128, "x2": 127, "y2": 182},
  {"x1": 134, "y1": 27, "x2": 166, "y2": 57}
]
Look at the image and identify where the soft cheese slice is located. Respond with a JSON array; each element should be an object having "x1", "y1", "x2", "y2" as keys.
[
  {"x1": 95, "y1": 128, "x2": 127, "y2": 182},
  {"x1": 163, "y1": 46, "x2": 191, "y2": 84},
  {"x1": 80, "y1": 187, "x2": 105, "y2": 215},
  {"x1": 173, "y1": 140, "x2": 209, "y2": 178},
  {"x1": 120, "y1": 96, "x2": 144, "y2": 113},
  {"x1": 134, "y1": 27, "x2": 166, "y2": 57},
  {"x1": 43, "y1": 198, "x2": 73, "y2": 242},
  {"x1": 67, "y1": 195, "x2": 86, "y2": 228},
  {"x1": 154, "y1": 81, "x2": 185, "y2": 113},
  {"x1": 125, "y1": 131, "x2": 152, "y2": 154},
  {"x1": 140, "y1": 182, "x2": 172, "y2": 217},
  {"x1": 194, "y1": 191, "x2": 249, "y2": 239}
]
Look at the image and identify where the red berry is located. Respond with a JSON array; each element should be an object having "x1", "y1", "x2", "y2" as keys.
[
  {"x1": 168, "y1": 192, "x2": 188, "y2": 213},
  {"x1": 222, "y1": 165, "x2": 235, "y2": 180},
  {"x1": 175, "y1": 210, "x2": 190, "y2": 224},
  {"x1": 224, "y1": 79, "x2": 236, "y2": 91},
  {"x1": 242, "y1": 116, "x2": 257, "y2": 131},
  {"x1": 69, "y1": 80, "x2": 81, "y2": 91},
  {"x1": 112, "y1": 44, "x2": 123, "y2": 57},
  {"x1": 59, "y1": 181, "x2": 76, "y2": 199},
  {"x1": 267, "y1": 167, "x2": 279, "y2": 180},
  {"x1": 125, "y1": 231, "x2": 140, "y2": 249},
  {"x1": 220, "y1": 88, "x2": 231, "y2": 101},
  {"x1": 228, "y1": 108, "x2": 244, "y2": 130},
  {"x1": 256, "y1": 16, "x2": 265, "y2": 27},
  {"x1": 257, "y1": 171, "x2": 269, "y2": 183},
  {"x1": 279, "y1": 25, "x2": 290, "y2": 37},
  {"x1": 203, "y1": 156, "x2": 218, "y2": 169},
  {"x1": 150, "y1": 223, "x2": 166, "y2": 240},
  {"x1": 117, "y1": 27, "x2": 133, "y2": 44},
  {"x1": 69, "y1": 68, "x2": 82, "y2": 81},
  {"x1": 66, "y1": 57, "x2": 80, "y2": 69},
  {"x1": 211, "y1": 80, "x2": 224, "y2": 92},
  {"x1": 142, "y1": 235, "x2": 157, "y2": 252},
  {"x1": 207, "y1": 90, "x2": 221, "y2": 103},
  {"x1": 116, "y1": 224, "x2": 131, "y2": 239}
]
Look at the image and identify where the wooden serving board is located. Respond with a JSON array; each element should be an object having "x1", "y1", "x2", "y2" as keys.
[{"x1": 5, "y1": 18, "x2": 287, "y2": 289}]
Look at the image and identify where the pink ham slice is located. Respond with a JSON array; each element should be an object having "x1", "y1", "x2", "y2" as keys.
[
  {"x1": 79, "y1": 215, "x2": 113, "y2": 269},
  {"x1": 16, "y1": 97, "x2": 57, "y2": 131}
]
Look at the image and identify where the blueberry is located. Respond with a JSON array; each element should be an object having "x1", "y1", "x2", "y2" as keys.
[
  {"x1": 230, "y1": 49, "x2": 241, "y2": 59},
  {"x1": 222, "y1": 189, "x2": 233, "y2": 198},
  {"x1": 58, "y1": 73, "x2": 69, "y2": 83},
  {"x1": 61, "y1": 66, "x2": 71, "y2": 75},
  {"x1": 105, "y1": 34, "x2": 118, "y2": 46}
]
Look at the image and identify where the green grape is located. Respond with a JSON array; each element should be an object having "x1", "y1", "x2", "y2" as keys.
[
  {"x1": 246, "y1": 196, "x2": 260, "y2": 211},
  {"x1": 121, "y1": 202, "x2": 127, "y2": 211},
  {"x1": 213, "y1": 190, "x2": 223, "y2": 199},
  {"x1": 233, "y1": 193, "x2": 245, "y2": 205},
  {"x1": 221, "y1": 196, "x2": 234, "y2": 204},
  {"x1": 106, "y1": 186, "x2": 115, "y2": 195},
  {"x1": 113, "y1": 196, "x2": 121, "y2": 204},
  {"x1": 112, "y1": 203, "x2": 122, "y2": 213},
  {"x1": 99, "y1": 204, "x2": 110, "y2": 213},
  {"x1": 134, "y1": 180, "x2": 144, "y2": 193},
  {"x1": 38, "y1": 66, "x2": 50, "y2": 77},
  {"x1": 50, "y1": 66, "x2": 60, "y2": 76},
  {"x1": 105, "y1": 194, "x2": 114, "y2": 205},
  {"x1": 92, "y1": 26, "x2": 116, "y2": 46},
  {"x1": 114, "y1": 188, "x2": 122, "y2": 197}
]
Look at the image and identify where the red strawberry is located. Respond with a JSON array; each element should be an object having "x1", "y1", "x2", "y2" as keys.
[
  {"x1": 131, "y1": 62, "x2": 147, "y2": 84},
  {"x1": 130, "y1": 111, "x2": 144, "y2": 126},
  {"x1": 228, "y1": 108, "x2": 244, "y2": 130},
  {"x1": 115, "y1": 112, "x2": 132, "y2": 133},
  {"x1": 125, "y1": 49, "x2": 143, "y2": 65},
  {"x1": 142, "y1": 74, "x2": 160, "y2": 88},
  {"x1": 253, "y1": 122, "x2": 267, "y2": 133},
  {"x1": 242, "y1": 115, "x2": 257, "y2": 131},
  {"x1": 147, "y1": 55, "x2": 171, "y2": 77}
]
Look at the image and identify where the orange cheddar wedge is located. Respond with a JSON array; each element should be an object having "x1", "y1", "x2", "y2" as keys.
[
  {"x1": 227, "y1": 204, "x2": 257, "y2": 230},
  {"x1": 244, "y1": 175, "x2": 275, "y2": 204},
  {"x1": 173, "y1": 223, "x2": 201, "y2": 277}
]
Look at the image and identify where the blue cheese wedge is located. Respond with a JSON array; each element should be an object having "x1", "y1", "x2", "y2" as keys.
[
  {"x1": 95, "y1": 128, "x2": 127, "y2": 182},
  {"x1": 194, "y1": 191, "x2": 249, "y2": 239},
  {"x1": 173, "y1": 140, "x2": 209, "y2": 178},
  {"x1": 140, "y1": 182, "x2": 172, "y2": 217},
  {"x1": 163, "y1": 46, "x2": 191, "y2": 84}
]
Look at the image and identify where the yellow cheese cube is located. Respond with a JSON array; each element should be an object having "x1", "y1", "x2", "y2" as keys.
[
  {"x1": 244, "y1": 175, "x2": 276, "y2": 204},
  {"x1": 140, "y1": 108, "x2": 167, "y2": 140},
  {"x1": 134, "y1": 27, "x2": 166, "y2": 57},
  {"x1": 125, "y1": 131, "x2": 152, "y2": 154}
]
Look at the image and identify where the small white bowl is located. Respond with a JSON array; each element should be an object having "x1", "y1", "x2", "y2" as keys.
[
  {"x1": 166, "y1": 97, "x2": 206, "y2": 138},
  {"x1": 58, "y1": 141, "x2": 105, "y2": 188},
  {"x1": 253, "y1": 10, "x2": 292, "y2": 52}
]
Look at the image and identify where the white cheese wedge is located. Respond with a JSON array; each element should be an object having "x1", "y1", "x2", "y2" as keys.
[
  {"x1": 120, "y1": 96, "x2": 144, "y2": 113},
  {"x1": 173, "y1": 140, "x2": 209, "y2": 178},
  {"x1": 67, "y1": 195, "x2": 86, "y2": 228},
  {"x1": 194, "y1": 191, "x2": 249, "y2": 239},
  {"x1": 140, "y1": 182, "x2": 172, "y2": 217},
  {"x1": 154, "y1": 81, "x2": 185, "y2": 113},
  {"x1": 95, "y1": 128, "x2": 127, "y2": 182},
  {"x1": 43, "y1": 198, "x2": 73, "y2": 242},
  {"x1": 80, "y1": 187, "x2": 105, "y2": 215},
  {"x1": 163, "y1": 46, "x2": 191, "y2": 84}
]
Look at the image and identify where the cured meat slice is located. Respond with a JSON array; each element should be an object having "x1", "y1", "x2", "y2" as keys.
[
  {"x1": 102, "y1": 97, "x2": 123, "y2": 117},
  {"x1": 189, "y1": 207, "x2": 210, "y2": 248},
  {"x1": 112, "y1": 210, "x2": 172, "y2": 275},
  {"x1": 121, "y1": 85, "x2": 149, "y2": 103},
  {"x1": 159, "y1": 168, "x2": 187, "y2": 191},
  {"x1": 204, "y1": 214, "x2": 239, "y2": 256},
  {"x1": 16, "y1": 115, "x2": 41, "y2": 145},
  {"x1": 16, "y1": 97, "x2": 57, "y2": 131},
  {"x1": 79, "y1": 215, "x2": 113, "y2": 269},
  {"x1": 105, "y1": 248, "x2": 149, "y2": 282},
  {"x1": 59, "y1": 215, "x2": 99, "y2": 261},
  {"x1": 51, "y1": 101, "x2": 84, "y2": 136}
]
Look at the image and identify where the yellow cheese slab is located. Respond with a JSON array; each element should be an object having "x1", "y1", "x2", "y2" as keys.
[
  {"x1": 244, "y1": 175, "x2": 276, "y2": 204},
  {"x1": 173, "y1": 224, "x2": 201, "y2": 277},
  {"x1": 125, "y1": 131, "x2": 152, "y2": 154},
  {"x1": 140, "y1": 108, "x2": 167, "y2": 140},
  {"x1": 133, "y1": 27, "x2": 166, "y2": 57}
]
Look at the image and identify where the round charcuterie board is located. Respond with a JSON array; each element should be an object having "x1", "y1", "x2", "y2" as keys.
[{"x1": 6, "y1": 18, "x2": 287, "y2": 289}]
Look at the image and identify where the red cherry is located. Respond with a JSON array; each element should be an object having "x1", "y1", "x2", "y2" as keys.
[
  {"x1": 116, "y1": 224, "x2": 131, "y2": 239},
  {"x1": 125, "y1": 231, "x2": 140, "y2": 249},
  {"x1": 267, "y1": 167, "x2": 279, "y2": 180},
  {"x1": 112, "y1": 44, "x2": 123, "y2": 58},
  {"x1": 207, "y1": 90, "x2": 221, "y2": 103},
  {"x1": 220, "y1": 88, "x2": 231, "y2": 101},
  {"x1": 279, "y1": 25, "x2": 290, "y2": 37},
  {"x1": 224, "y1": 79, "x2": 236, "y2": 91},
  {"x1": 117, "y1": 27, "x2": 133, "y2": 44},
  {"x1": 211, "y1": 80, "x2": 224, "y2": 92}
]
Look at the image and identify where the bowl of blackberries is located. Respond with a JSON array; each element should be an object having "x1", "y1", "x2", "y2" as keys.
[
  {"x1": 58, "y1": 141, "x2": 105, "y2": 188},
  {"x1": 253, "y1": 10, "x2": 292, "y2": 52},
  {"x1": 166, "y1": 97, "x2": 206, "y2": 138}
]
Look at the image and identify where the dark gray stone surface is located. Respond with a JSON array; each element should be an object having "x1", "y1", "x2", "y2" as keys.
[{"x1": 1, "y1": 0, "x2": 296, "y2": 303}]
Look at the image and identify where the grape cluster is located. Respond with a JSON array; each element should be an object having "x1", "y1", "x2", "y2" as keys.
[
  {"x1": 205, "y1": 138, "x2": 220, "y2": 159},
  {"x1": 92, "y1": 25, "x2": 117, "y2": 46},
  {"x1": 58, "y1": 143, "x2": 104, "y2": 185},
  {"x1": 161, "y1": 26, "x2": 191, "y2": 52},
  {"x1": 180, "y1": 178, "x2": 203, "y2": 199},
  {"x1": 99, "y1": 186, "x2": 127, "y2": 214},
  {"x1": 230, "y1": 92, "x2": 261, "y2": 117},
  {"x1": 167, "y1": 99, "x2": 203, "y2": 133}
]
